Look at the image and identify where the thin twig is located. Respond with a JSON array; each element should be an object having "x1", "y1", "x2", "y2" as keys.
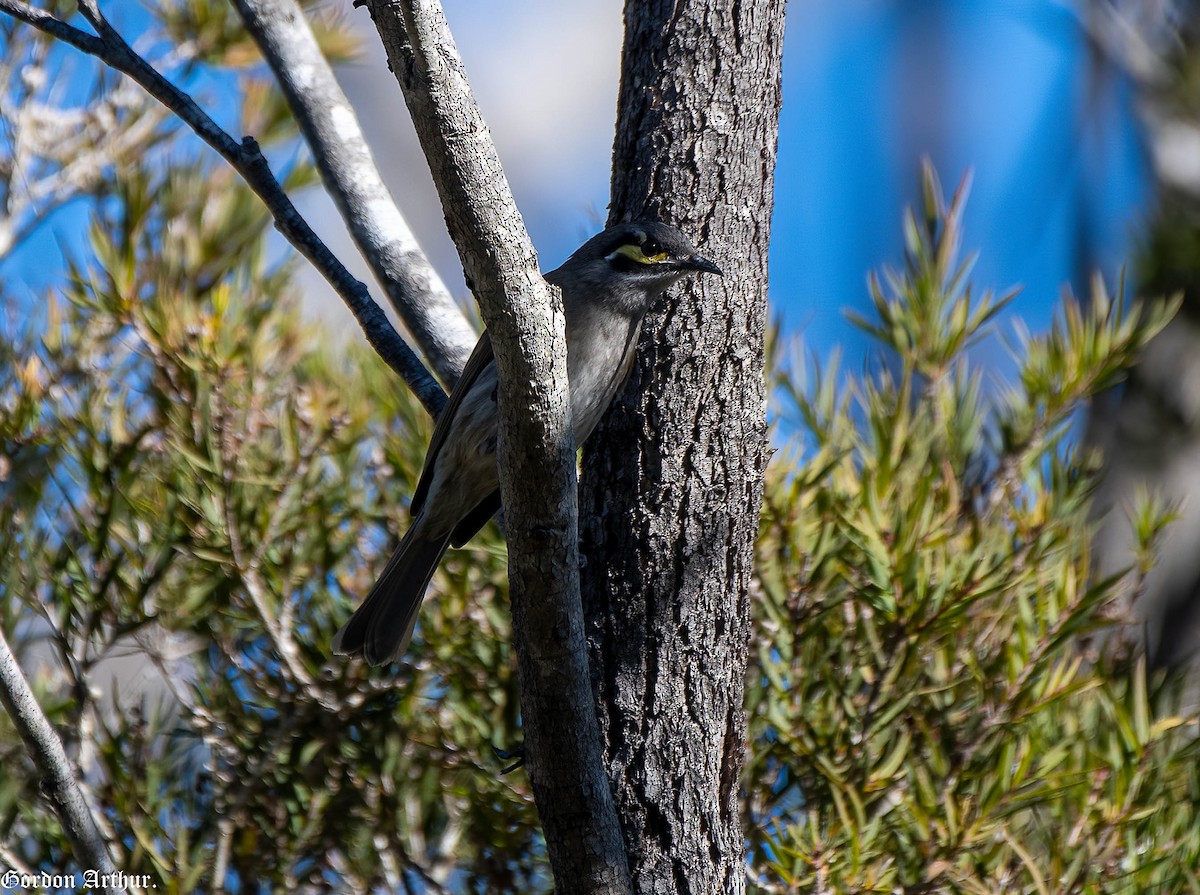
[
  {"x1": 0, "y1": 841, "x2": 34, "y2": 876},
  {"x1": 211, "y1": 817, "x2": 234, "y2": 894},
  {"x1": 211, "y1": 386, "x2": 342, "y2": 712}
]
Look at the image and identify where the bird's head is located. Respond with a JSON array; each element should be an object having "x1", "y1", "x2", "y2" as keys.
[{"x1": 549, "y1": 220, "x2": 722, "y2": 316}]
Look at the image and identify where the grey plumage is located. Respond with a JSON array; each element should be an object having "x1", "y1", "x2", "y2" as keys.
[{"x1": 333, "y1": 221, "x2": 722, "y2": 665}]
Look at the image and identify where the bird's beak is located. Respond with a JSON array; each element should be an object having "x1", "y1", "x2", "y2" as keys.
[{"x1": 681, "y1": 254, "x2": 723, "y2": 276}]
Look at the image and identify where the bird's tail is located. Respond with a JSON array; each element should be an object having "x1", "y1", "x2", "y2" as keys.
[{"x1": 333, "y1": 522, "x2": 451, "y2": 666}]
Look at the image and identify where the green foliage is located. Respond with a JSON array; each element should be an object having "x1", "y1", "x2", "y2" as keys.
[
  {"x1": 0, "y1": 8, "x2": 534, "y2": 891},
  {"x1": 745, "y1": 164, "x2": 1197, "y2": 894},
  {"x1": 3, "y1": 7, "x2": 1195, "y2": 888},
  {"x1": 0, "y1": 150, "x2": 535, "y2": 891},
  {"x1": 154, "y1": 0, "x2": 362, "y2": 70}
]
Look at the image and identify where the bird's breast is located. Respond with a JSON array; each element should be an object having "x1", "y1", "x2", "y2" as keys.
[{"x1": 566, "y1": 309, "x2": 642, "y2": 443}]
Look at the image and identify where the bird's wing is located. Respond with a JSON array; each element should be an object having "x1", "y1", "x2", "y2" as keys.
[
  {"x1": 410, "y1": 330, "x2": 494, "y2": 518},
  {"x1": 448, "y1": 491, "x2": 502, "y2": 548}
]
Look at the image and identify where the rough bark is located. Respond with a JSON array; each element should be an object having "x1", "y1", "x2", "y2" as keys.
[
  {"x1": 579, "y1": 1, "x2": 785, "y2": 892},
  {"x1": 232, "y1": 0, "x2": 477, "y2": 387},
  {"x1": 361, "y1": 2, "x2": 632, "y2": 892}
]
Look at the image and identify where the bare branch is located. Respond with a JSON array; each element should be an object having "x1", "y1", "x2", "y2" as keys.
[
  {"x1": 211, "y1": 817, "x2": 234, "y2": 894},
  {"x1": 0, "y1": 627, "x2": 121, "y2": 894},
  {"x1": 231, "y1": 0, "x2": 477, "y2": 387},
  {"x1": 361, "y1": 1, "x2": 632, "y2": 891},
  {"x1": 0, "y1": 0, "x2": 447, "y2": 417},
  {"x1": 0, "y1": 841, "x2": 34, "y2": 877}
]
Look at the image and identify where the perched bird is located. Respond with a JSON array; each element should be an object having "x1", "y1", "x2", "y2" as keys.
[{"x1": 334, "y1": 221, "x2": 722, "y2": 665}]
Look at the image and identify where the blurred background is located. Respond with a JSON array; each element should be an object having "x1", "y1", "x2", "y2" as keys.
[
  {"x1": 0, "y1": 1, "x2": 1155, "y2": 360},
  {"x1": 292, "y1": 0, "x2": 1200, "y2": 667},
  {"x1": 4, "y1": 2, "x2": 1200, "y2": 887},
  {"x1": 3, "y1": 0, "x2": 1200, "y2": 661},
  {"x1": 322, "y1": 0, "x2": 1152, "y2": 372}
]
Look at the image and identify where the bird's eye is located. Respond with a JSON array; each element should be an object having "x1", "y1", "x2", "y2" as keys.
[{"x1": 606, "y1": 242, "x2": 669, "y2": 266}]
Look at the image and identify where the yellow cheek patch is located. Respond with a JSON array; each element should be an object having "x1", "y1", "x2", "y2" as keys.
[{"x1": 611, "y1": 243, "x2": 668, "y2": 265}]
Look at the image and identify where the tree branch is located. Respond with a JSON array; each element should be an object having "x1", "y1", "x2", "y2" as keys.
[
  {"x1": 0, "y1": 0, "x2": 447, "y2": 417},
  {"x1": 230, "y1": 0, "x2": 477, "y2": 387},
  {"x1": 360, "y1": 1, "x2": 631, "y2": 891},
  {"x1": 0, "y1": 627, "x2": 121, "y2": 895}
]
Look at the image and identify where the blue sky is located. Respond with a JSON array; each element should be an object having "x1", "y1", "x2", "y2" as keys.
[
  {"x1": 338, "y1": 0, "x2": 1153, "y2": 377},
  {"x1": 1, "y1": 0, "x2": 1153, "y2": 383},
  {"x1": 773, "y1": 0, "x2": 1148, "y2": 367}
]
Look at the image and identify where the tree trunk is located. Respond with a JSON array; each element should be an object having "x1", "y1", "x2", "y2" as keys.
[{"x1": 579, "y1": 1, "x2": 786, "y2": 892}]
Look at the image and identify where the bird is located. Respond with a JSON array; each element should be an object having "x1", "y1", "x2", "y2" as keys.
[{"x1": 333, "y1": 221, "x2": 723, "y2": 665}]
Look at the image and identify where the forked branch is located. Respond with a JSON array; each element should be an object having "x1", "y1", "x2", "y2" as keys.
[{"x1": 0, "y1": 0, "x2": 447, "y2": 416}]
